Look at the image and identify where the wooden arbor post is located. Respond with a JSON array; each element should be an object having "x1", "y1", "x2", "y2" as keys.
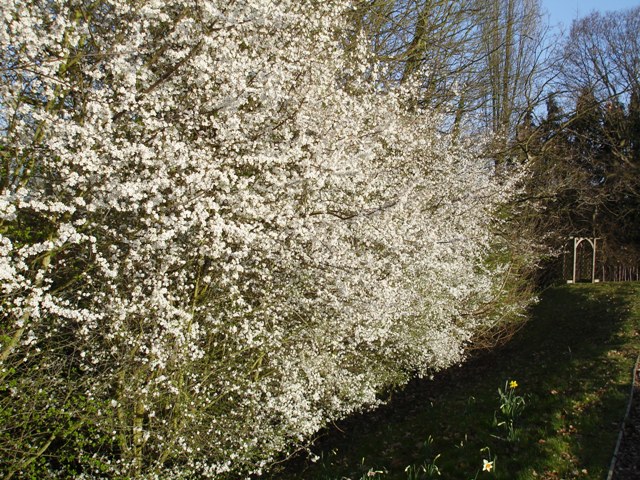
[{"x1": 568, "y1": 237, "x2": 601, "y2": 283}]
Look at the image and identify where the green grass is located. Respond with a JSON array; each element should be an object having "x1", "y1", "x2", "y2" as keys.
[{"x1": 265, "y1": 283, "x2": 640, "y2": 480}]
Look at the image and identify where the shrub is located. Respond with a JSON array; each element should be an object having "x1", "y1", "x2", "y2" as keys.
[{"x1": 0, "y1": 0, "x2": 526, "y2": 476}]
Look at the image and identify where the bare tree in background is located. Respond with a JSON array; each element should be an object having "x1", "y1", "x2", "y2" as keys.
[
  {"x1": 478, "y1": 0, "x2": 547, "y2": 140},
  {"x1": 561, "y1": 6, "x2": 640, "y2": 169},
  {"x1": 350, "y1": 0, "x2": 552, "y2": 142}
]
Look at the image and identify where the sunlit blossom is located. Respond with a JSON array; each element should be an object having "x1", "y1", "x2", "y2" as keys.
[{"x1": 0, "y1": 0, "x2": 526, "y2": 477}]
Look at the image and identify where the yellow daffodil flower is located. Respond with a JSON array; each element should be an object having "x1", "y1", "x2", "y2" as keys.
[{"x1": 509, "y1": 380, "x2": 518, "y2": 389}]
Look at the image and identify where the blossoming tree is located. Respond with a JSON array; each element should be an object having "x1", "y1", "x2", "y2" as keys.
[{"x1": 0, "y1": 0, "x2": 523, "y2": 477}]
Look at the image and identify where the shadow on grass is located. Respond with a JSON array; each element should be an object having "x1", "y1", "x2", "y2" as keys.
[{"x1": 265, "y1": 284, "x2": 640, "y2": 480}]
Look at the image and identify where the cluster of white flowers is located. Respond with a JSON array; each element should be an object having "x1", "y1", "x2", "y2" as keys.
[{"x1": 0, "y1": 0, "x2": 523, "y2": 477}]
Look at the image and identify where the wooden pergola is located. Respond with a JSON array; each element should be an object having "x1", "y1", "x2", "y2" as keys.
[{"x1": 567, "y1": 237, "x2": 601, "y2": 284}]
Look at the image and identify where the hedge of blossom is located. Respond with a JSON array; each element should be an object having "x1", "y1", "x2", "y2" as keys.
[{"x1": 1, "y1": 0, "x2": 522, "y2": 478}]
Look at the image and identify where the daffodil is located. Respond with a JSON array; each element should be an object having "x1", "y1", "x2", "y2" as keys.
[
  {"x1": 483, "y1": 459, "x2": 494, "y2": 472},
  {"x1": 509, "y1": 380, "x2": 518, "y2": 389}
]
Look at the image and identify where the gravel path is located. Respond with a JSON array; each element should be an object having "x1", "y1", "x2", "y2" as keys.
[{"x1": 610, "y1": 357, "x2": 640, "y2": 480}]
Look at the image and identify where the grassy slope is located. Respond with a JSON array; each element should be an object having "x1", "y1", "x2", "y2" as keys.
[{"x1": 266, "y1": 283, "x2": 640, "y2": 480}]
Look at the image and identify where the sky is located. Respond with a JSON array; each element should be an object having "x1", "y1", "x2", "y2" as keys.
[{"x1": 542, "y1": 0, "x2": 640, "y2": 31}]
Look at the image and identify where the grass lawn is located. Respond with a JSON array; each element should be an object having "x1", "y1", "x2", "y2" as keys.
[{"x1": 265, "y1": 283, "x2": 640, "y2": 480}]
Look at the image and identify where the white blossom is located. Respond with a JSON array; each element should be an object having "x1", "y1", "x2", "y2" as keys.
[{"x1": 0, "y1": 0, "x2": 526, "y2": 477}]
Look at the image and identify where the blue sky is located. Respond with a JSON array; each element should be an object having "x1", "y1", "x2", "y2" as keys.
[{"x1": 542, "y1": 0, "x2": 640, "y2": 31}]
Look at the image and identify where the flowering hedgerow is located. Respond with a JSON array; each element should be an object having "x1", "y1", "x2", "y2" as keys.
[{"x1": 0, "y1": 0, "x2": 524, "y2": 477}]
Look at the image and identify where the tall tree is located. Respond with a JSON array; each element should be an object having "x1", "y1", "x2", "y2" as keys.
[{"x1": 350, "y1": 0, "x2": 550, "y2": 139}]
